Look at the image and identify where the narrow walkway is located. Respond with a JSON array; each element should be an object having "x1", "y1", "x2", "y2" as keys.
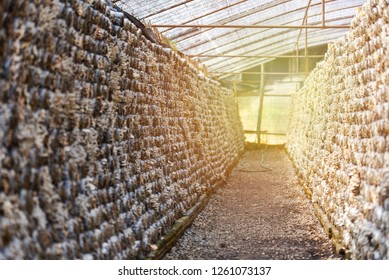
[{"x1": 165, "y1": 147, "x2": 335, "y2": 259}]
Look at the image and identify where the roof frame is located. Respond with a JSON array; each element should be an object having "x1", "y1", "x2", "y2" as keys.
[
  {"x1": 200, "y1": 17, "x2": 352, "y2": 70},
  {"x1": 166, "y1": 0, "x2": 289, "y2": 42},
  {"x1": 158, "y1": 0, "x2": 248, "y2": 34},
  {"x1": 117, "y1": 0, "x2": 363, "y2": 76},
  {"x1": 179, "y1": 2, "x2": 359, "y2": 55}
]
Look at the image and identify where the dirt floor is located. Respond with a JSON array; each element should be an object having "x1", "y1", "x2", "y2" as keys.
[{"x1": 164, "y1": 147, "x2": 336, "y2": 260}]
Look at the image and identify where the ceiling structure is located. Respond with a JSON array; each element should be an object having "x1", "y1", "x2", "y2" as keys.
[{"x1": 113, "y1": 0, "x2": 364, "y2": 79}]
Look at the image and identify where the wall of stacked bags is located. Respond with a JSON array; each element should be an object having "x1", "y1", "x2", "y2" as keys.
[
  {"x1": 287, "y1": 0, "x2": 389, "y2": 259},
  {"x1": 0, "y1": 0, "x2": 245, "y2": 259}
]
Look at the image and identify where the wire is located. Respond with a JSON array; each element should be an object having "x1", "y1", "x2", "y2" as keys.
[
  {"x1": 237, "y1": 133, "x2": 273, "y2": 172},
  {"x1": 259, "y1": 136, "x2": 273, "y2": 171}
]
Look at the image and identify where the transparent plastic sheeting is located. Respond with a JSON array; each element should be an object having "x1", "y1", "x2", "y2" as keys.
[
  {"x1": 261, "y1": 96, "x2": 291, "y2": 145},
  {"x1": 237, "y1": 95, "x2": 290, "y2": 145},
  {"x1": 237, "y1": 96, "x2": 259, "y2": 143},
  {"x1": 116, "y1": 0, "x2": 364, "y2": 75}
]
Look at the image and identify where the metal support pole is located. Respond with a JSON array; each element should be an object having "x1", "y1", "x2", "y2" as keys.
[
  {"x1": 293, "y1": 0, "x2": 312, "y2": 55},
  {"x1": 322, "y1": 0, "x2": 326, "y2": 26},
  {"x1": 127, "y1": 0, "x2": 194, "y2": 21},
  {"x1": 288, "y1": 57, "x2": 292, "y2": 80},
  {"x1": 188, "y1": 54, "x2": 324, "y2": 58},
  {"x1": 256, "y1": 64, "x2": 266, "y2": 146},
  {"x1": 244, "y1": 130, "x2": 286, "y2": 136},
  {"x1": 159, "y1": 0, "x2": 247, "y2": 33},
  {"x1": 213, "y1": 71, "x2": 309, "y2": 75},
  {"x1": 305, "y1": 23, "x2": 309, "y2": 76},
  {"x1": 223, "y1": 79, "x2": 303, "y2": 83},
  {"x1": 151, "y1": 24, "x2": 350, "y2": 29}
]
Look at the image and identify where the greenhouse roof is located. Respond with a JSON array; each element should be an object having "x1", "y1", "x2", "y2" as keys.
[{"x1": 113, "y1": 0, "x2": 364, "y2": 78}]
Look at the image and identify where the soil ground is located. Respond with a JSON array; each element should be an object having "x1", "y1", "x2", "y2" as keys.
[{"x1": 164, "y1": 147, "x2": 336, "y2": 259}]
